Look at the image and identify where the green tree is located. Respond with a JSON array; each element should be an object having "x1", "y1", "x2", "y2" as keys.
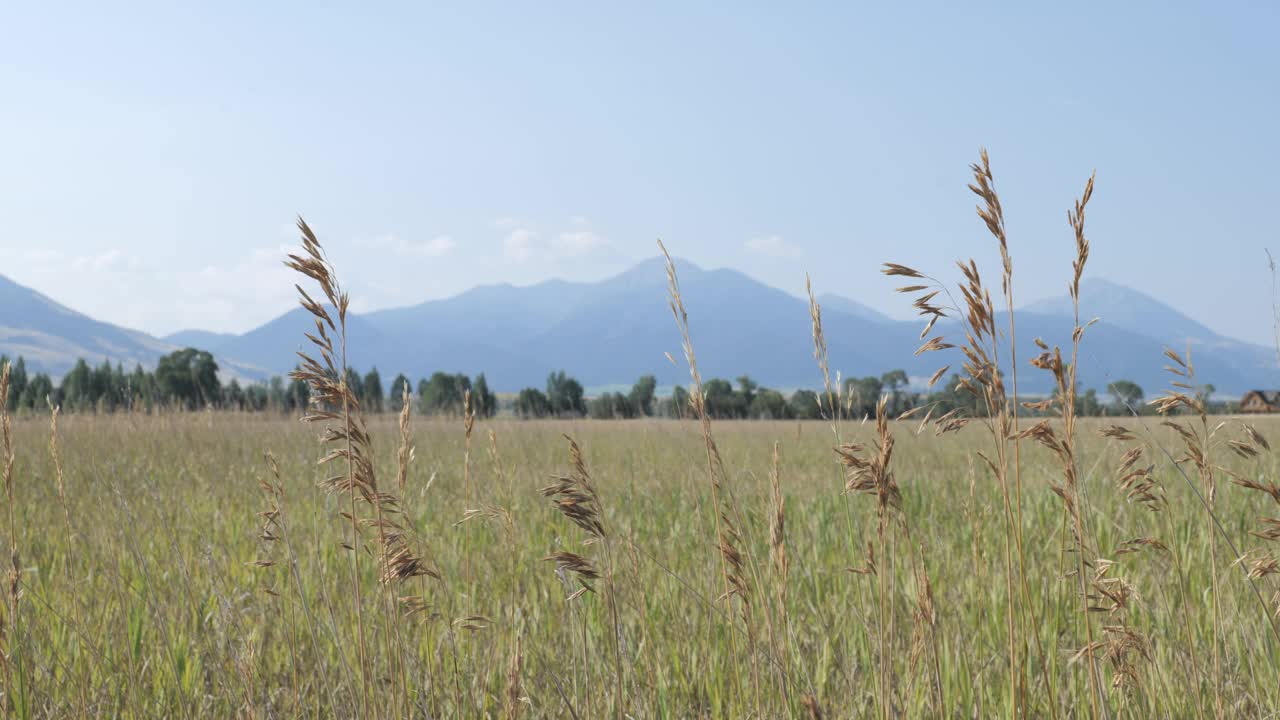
[
  {"x1": 588, "y1": 392, "x2": 635, "y2": 419},
  {"x1": 343, "y1": 367, "x2": 364, "y2": 407},
  {"x1": 789, "y1": 389, "x2": 822, "y2": 420},
  {"x1": 109, "y1": 362, "x2": 128, "y2": 411},
  {"x1": 1195, "y1": 382, "x2": 1216, "y2": 409},
  {"x1": 22, "y1": 373, "x2": 55, "y2": 411},
  {"x1": 845, "y1": 376, "x2": 884, "y2": 419},
  {"x1": 629, "y1": 374, "x2": 657, "y2": 417},
  {"x1": 750, "y1": 388, "x2": 791, "y2": 419},
  {"x1": 362, "y1": 367, "x2": 384, "y2": 413},
  {"x1": 736, "y1": 375, "x2": 759, "y2": 409},
  {"x1": 881, "y1": 369, "x2": 909, "y2": 415},
  {"x1": 61, "y1": 359, "x2": 94, "y2": 411},
  {"x1": 287, "y1": 372, "x2": 310, "y2": 411},
  {"x1": 704, "y1": 378, "x2": 745, "y2": 418},
  {"x1": 155, "y1": 348, "x2": 221, "y2": 410},
  {"x1": 419, "y1": 372, "x2": 471, "y2": 415},
  {"x1": 515, "y1": 388, "x2": 551, "y2": 418},
  {"x1": 545, "y1": 371, "x2": 585, "y2": 417},
  {"x1": 246, "y1": 383, "x2": 269, "y2": 411},
  {"x1": 268, "y1": 376, "x2": 287, "y2": 411},
  {"x1": 666, "y1": 386, "x2": 691, "y2": 418},
  {"x1": 1079, "y1": 388, "x2": 1101, "y2": 417},
  {"x1": 928, "y1": 374, "x2": 985, "y2": 417},
  {"x1": 4, "y1": 357, "x2": 27, "y2": 412},
  {"x1": 224, "y1": 379, "x2": 245, "y2": 410},
  {"x1": 1107, "y1": 380, "x2": 1144, "y2": 412},
  {"x1": 473, "y1": 373, "x2": 497, "y2": 418},
  {"x1": 128, "y1": 364, "x2": 153, "y2": 410},
  {"x1": 388, "y1": 373, "x2": 412, "y2": 412}
]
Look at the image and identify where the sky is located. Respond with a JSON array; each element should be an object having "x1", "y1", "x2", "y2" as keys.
[{"x1": 2, "y1": 2, "x2": 1279, "y2": 344}]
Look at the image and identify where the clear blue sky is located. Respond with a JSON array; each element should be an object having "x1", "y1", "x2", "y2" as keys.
[{"x1": 2, "y1": 2, "x2": 1278, "y2": 344}]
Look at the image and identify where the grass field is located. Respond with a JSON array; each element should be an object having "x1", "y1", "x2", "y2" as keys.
[
  {"x1": 4, "y1": 157, "x2": 1277, "y2": 718},
  {"x1": 1, "y1": 410, "x2": 1278, "y2": 718}
]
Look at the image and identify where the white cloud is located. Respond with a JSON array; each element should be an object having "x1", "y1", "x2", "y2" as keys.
[
  {"x1": 554, "y1": 230, "x2": 606, "y2": 256},
  {"x1": 358, "y1": 233, "x2": 456, "y2": 258},
  {"x1": 503, "y1": 228, "x2": 538, "y2": 262},
  {"x1": 745, "y1": 235, "x2": 801, "y2": 258},
  {"x1": 70, "y1": 248, "x2": 141, "y2": 272},
  {"x1": 501, "y1": 218, "x2": 610, "y2": 263}
]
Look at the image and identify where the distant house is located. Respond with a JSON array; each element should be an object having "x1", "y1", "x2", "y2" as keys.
[{"x1": 1241, "y1": 390, "x2": 1280, "y2": 413}]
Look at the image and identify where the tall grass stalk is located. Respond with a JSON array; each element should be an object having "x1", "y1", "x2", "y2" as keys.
[
  {"x1": 0, "y1": 363, "x2": 16, "y2": 719},
  {"x1": 659, "y1": 240, "x2": 754, "y2": 708}
]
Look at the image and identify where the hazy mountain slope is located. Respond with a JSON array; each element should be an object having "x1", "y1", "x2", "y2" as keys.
[
  {"x1": 1021, "y1": 277, "x2": 1278, "y2": 392},
  {"x1": 0, "y1": 273, "x2": 175, "y2": 377},
  {"x1": 199, "y1": 260, "x2": 1280, "y2": 393},
  {"x1": 163, "y1": 329, "x2": 238, "y2": 351},
  {"x1": 1024, "y1": 278, "x2": 1224, "y2": 344},
  {"x1": 516, "y1": 258, "x2": 925, "y2": 389},
  {"x1": 6, "y1": 262, "x2": 1276, "y2": 394},
  {"x1": 212, "y1": 306, "x2": 550, "y2": 385},
  {"x1": 364, "y1": 279, "x2": 592, "y2": 344},
  {"x1": 816, "y1": 293, "x2": 893, "y2": 324}
]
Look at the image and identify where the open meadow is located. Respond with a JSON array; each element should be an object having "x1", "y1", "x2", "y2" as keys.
[
  {"x1": 3, "y1": 174, "x2": 1280, "y2": 719},
  {"x1": 2, "y1": 408, "x2": 1279, "y2": 718}
]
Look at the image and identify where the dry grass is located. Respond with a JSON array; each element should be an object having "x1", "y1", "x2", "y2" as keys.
[{"x1": 0, "y1": 409, "x2": 1277, "y2": 716}]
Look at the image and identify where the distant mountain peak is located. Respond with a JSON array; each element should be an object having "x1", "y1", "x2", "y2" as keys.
[
  {"x1": 601, "y1": 255, "x2": 704, "y2": 285},
  {"x1": 1021, "y1": 276, "x2": 1223, "y2": 346}
]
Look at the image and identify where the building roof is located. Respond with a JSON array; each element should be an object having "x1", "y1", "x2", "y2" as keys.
[{"x1": 1245, "y1": 390, "x2": 1280, "y2": 405}]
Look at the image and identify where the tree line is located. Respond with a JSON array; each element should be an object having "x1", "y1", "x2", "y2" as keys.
[
  {"x1": 1, "y1": 350, "x2": 1224, "y2": 418},
  {"x1": 0, "y1": 350, "x2": 499, "y2": 417}
]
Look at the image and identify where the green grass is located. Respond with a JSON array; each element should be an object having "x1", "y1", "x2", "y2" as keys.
[{"x1": 2, "y1": 411, "x2": 1278, "y2": 717}]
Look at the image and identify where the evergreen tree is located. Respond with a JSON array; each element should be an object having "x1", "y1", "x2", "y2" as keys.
[
  {"x1": 666, "y1": 386, "x2": 690, "y2": 418},
  {"x1": 155, "y1": 348, "x2": 221, "y2": 410},
  {"x1": 545, "y1": 371, "x2": 586, "y2": 417},
  {"x1": 388, "y1": 373, "x2": 412, "y2": 412},
  {"x1": 629, "y1": 374, "x2": 657, "y2": 417},
  {"x1": 750, "y1": 388, "x2": 791, "y2": 419},
  {"x1": 362, "y1": 367, "x2": 384, "y2": 413},
  {"x1": 473, "y1": 373, "x2": 497, "y2": 418},
  {"x1": 788, "y1": 389, "x2": 822, "y2": 419},
  {"x1": 287, "y1": 372, "x2": 310, "y2": 411},
  {"x1": 344, "y1": 367, "x2": 364, "y2": 407},
  {"x1": 515, "y1": 388, "x2": 551, "y2": 418},
  {"x1": 61, "y1": 359, "x2": 94, "y2": 411},
  {"x1": 419, "y1": 372, "x2": 469, "y2": 415},
  {"x1": 5, "y1": 357, "x2": 27, "y2": 412},
  {"x1": 224, "y1": 379, "x2": 245, "y2": 410},
  {"x1": 22, "y1": 373, "x2": 55, "y2": 411}
]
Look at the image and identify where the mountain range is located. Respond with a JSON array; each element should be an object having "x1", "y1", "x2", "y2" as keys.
[{"x1": 1, "y1": 260, "x2": 1276, "y2": 396}]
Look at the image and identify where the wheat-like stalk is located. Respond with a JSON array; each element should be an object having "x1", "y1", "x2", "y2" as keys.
[
  {"x1": 285, "y1": 218, "x2": 436, "y2": 713},
  {"x1": 886, "y1": 150, "x2": 1092, "y2": 717},
  {"x1": 1022, "y1": 171, "x2": 1106, "y2": 716},
  {"x1": 541, "y1": 434, "x2": 624, "y2": 718},
  {"x1": 768, "y1": 442, "x2": 788, "y2": 634},
  {"x1": 397, "y1": 384, "x2": 414, "y2": 495},
  {"x1": 503, "y1": 634, "x2": 524, "y2": 720},
  {"x1": 835, "y1": 395, "x2": 896, "y2": 720},
  {"x1": 1151, "y1": 348, "x2": 1222, "y2": 716},
  {"x1": 0, "y1": 362, "x2": 16, "y2": 716},
  {"x1": 658, "y1": 242, "x2": 756, "y2": 702}
]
